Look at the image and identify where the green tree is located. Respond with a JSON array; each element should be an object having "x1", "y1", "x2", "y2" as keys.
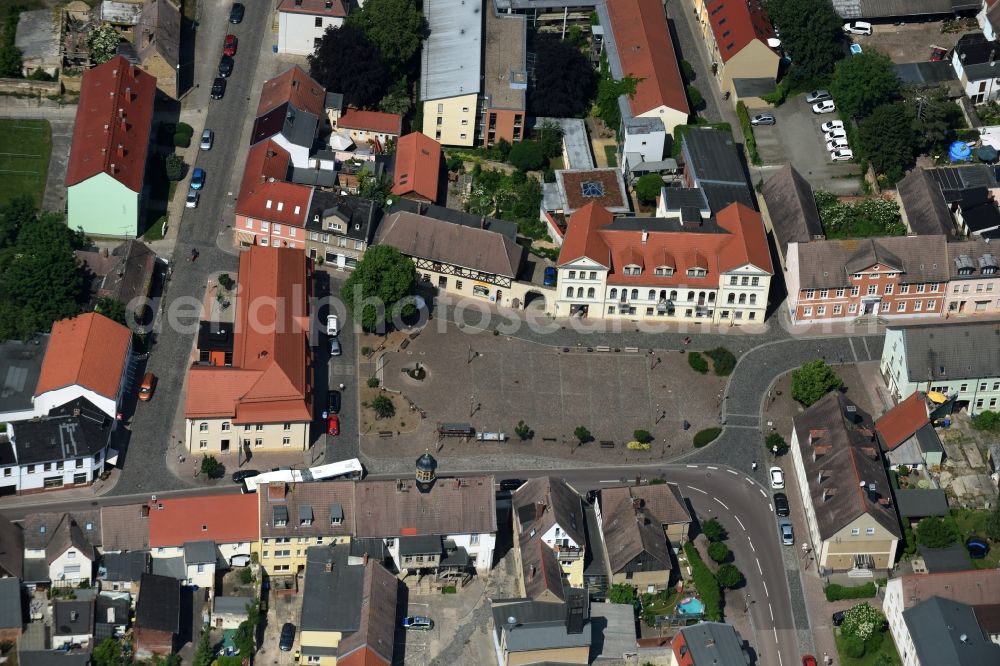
[
  {"x1": 536, "y1": 121, "x2": 565, "y2": 160},
  {"x1": 680, "y1": 60, "x2": 695, "y2": 83},
  {"x1": 858, "y1": 103, "x2": 917, "y2": 184},
  {"x1": 634, "y1": 173, "x2": 663, "y2": 205},
  {"x1": 830, "y1": 50, "x2": 900, "y2": 120},
  {"x1": 916, "y1": 516, "x2": 959, "y2": 548},
  {"x1": 371, "y1": 394, "x2": 395, "y2": 419},
  {"x1": 708, "y1": 541, "x2": 730, "y2": 564},
  {"x1": 985, "y1": 489, "x2": 1000, "y2": 541},
  {"x1": 905, "y1": 85, "x2": 964, "y2": 154},
  {"x1": 607, "y1": 583, "x2": 636, "y2": 605},
  {"x1": 515, "y1": 420, "x2": 534, "y2": 441},
  {"x1": 790, "y1": 360, "x2": 843, "y2": 406},
  {"x1": 309, "y1": 25, "x2": 388, "y2": 108},
  {"x1": 94, "y1": 297, "x2": 127, "y2": 327},
  {"x1": 701, "y1": 518, "x2": 727, "y2": 542},
  {"x1": 841, "y1": 602, "x2": 885, "y2": 641},
  {"x1": 358, "y1": 171, "x2": 392, "y2": 207},
  {"x1": 574, "y1": 426, "x2": 592, "y2": 444},
  {"x1": 194, "y1": 629, "x2": 214, "y2": 666},
  {"x1": 91, "y1": 637, "x2": 122, "y2": 666},
  {"x1": 87, "y1": 24, "x2": 121, "y2": 65},
  {"x1": 165, "y1": 153, "x2": 185, "y2": 181},
  {"x1": 200, "y1": 455, "x2": 223, "y2": 479},
  {"x1": 507, "y1": 140, "x2": 545, "y2": 171},
  {"x1": 0, "y1": 43, "x2": 21, "y2": 79},
  {"x1": 633, "y1": 429, "x2": 653, "y2": 444},
  {"x1": 765, "y1": 432, "x2": 789, "y2": 456},
  {"x1": 378, "y1": 77, "x2": 413, "y2": 117},
  {"x1": 716, "y1": 563, "x2": 744, "y2": 589},
  {"x1": 530, "y1": 35, "x2": 598, "y2": 118},
  {"x1": 688, "y1": 351, "x2": 709, "y2": 374},
  {"x1": 972, "y1": 410, "x2": 1000, "y2": 432},
  {"x1": 347, "y1": 0, "x2": 423, "y2": 76},
  {"x1": 765, "y1": 0, "x2": 844, "y2": 85},
  {"x1": 341, "y1": 245, "x2": 416, "y2": 332},
  {"x1": 595, "y1": 53, "x2": 640, "y2": 130},
  {"x1": 686, "y1": 85, "x2": 704, "y2": 110},
  {"x1": 0, "y1": 195, "x2": 39, "y2": 249}
]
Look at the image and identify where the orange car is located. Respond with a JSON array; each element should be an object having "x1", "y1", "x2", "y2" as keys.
[{"x1": 138, "y1": 372, "x2": 157, "y2": 401}]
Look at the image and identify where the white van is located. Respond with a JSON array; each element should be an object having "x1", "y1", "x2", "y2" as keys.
[{"x1": 843, "y1": 21, "x2": 872, "y2": 36}]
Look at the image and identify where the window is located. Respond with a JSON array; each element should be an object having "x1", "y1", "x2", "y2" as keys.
[
  {"x1": 245, "y1": 219, "x2": 253, "y2": 229},
  {"x1": 867, "y1": 285, "x2": 877, "y2": 295},
  {"x1": 897, "y1": 301, "x2": 906, "y2": 312},
  {"x1": 851, "y1": 528, "x2": 860, "y2": 536},
  {"x1": 752, "y1": 277, "x2": 759, "y2": 286},
  {"x1": 460, "y1": 133, "x2": 467, "y2": 140},
  {"x1": 851, "y1": 286, "x2": 860, "y2": 297},
  {"x1": 588, "y1": 287, "x2": 596, "y2": 298},
  {"x1": 282, "y1": 437, "x2": 291, "y2": 446},
  {"x1": 624, "y1": 265, "x2": 641, "y2": 275},
  {"x1": 881, "y1": 301, "x2": 890, "y2": 312},
  {"x1": 803, "y1": 306, "x2": 813, "y2": 316},
  {"x1": 914, "y1": 300, "x2": 922, "y2": 311},
  {"x1": 960, "y1": 383, "x2": 969, "y2": 392},
  {"x1": 820, "y1": 289, "x2": 829, "y2": 298},
  {"x1": 609, "y1": 288, "x2": 617, "y2": 299},
  {"x1": 900, "y1": 284, "x2": 909, "y2": 294},
  {"x1": 471, "y1": 534, "x2": 480, "y2": 545},
  {"x1": 566, "y1": 286, "x2": 574, "y2": 298},
  {"x1": 283, "y1": 423, "x2": 291, "y2": 431},
  {"x1": 917, "y1": 284, "x2": 926, "y2": 293},
  {"x1": 199, "y1": 441, "x2": 207, "y2": 449},
  {"x1": 437, "y1": 103, "x2": 443, "y2": 113},
  {"x1": 931, "y1": 283, "x2": 940, "y2": 292},
  {"x1": 456, "y1": 280, "x2": 463, "y2": 290},
  {"x1": 262, "y1": 221, "x2": 269, "y2": 232},
  {"x1": 742, "y1": 276, "x2": 749, "y2": 286},
  {"x1": 63, "y1": 564, "x2": 80, "y2": 575},
  {"x1": 462, "y1": 106, "x2": 469, "y2": 113},
  {"x1": 589, "y1": 271, "x2": 597, "y2": 280},
  {"x1": 954, "y1": 284, "x2": 961, "y2": 293},
  {"x1": 315, "y1": 17, "x2": 322, "y2": 27},
  {"x1": 884, "y1": 283, "x2": 893, "y2": 295},
  {"x1": 730, "y1": 276, "x2": 738, "y2": 285},
  {"x1": 687, "y1": 268, "x2": 707, "y2": 278},
  {"x1": 255, "y1": 439, "x2": 263, "y2": 447},
  {"x1": 981, "y1": 383, "x2": 988, "y2": 391},
  {"x1": 853, "y1": 273, "x2": 862, "y2": 279},
  {"x1": 927, "y1": 300, "x2": 935, "y2": 310},
  {"x1": 833, "y1": 305, "x2": 842, "y2": 315},
  {"x1": 655, "y1": 267, "x2": 674, "y2": 276},
  {"x1": 805, "y1": 289, "x2": 815, "y2": 299},
  {"x1": 817, "y1": 306, "x2": 826, "y2": 315},
  {"x1": 256, "y1": 424, "x2": 264, "y2": 431},
  {"x1": 199, "y1": 422, "x2": 208, "y2": 432},
  {"x1": 221, "y1": 422, "x2": 231, "y2": 432},
  {"x1": 67, "y1": 550, "x2": 76, "y2": 559},
  {"x1": 568, "y1": 271, "x2": 576, "y2": 279},
  {"x1": 849, "y1": 303, "x2": 857, "y2": 313}
]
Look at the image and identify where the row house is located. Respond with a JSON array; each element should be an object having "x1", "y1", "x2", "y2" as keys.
[
  {"x1": 184, "y1": 246, "x2": 313, "y2": 455},
  {"x1": 480, "y1": 7, "x2": 527, "y2": 147},
  {"x1": 304, "y1": 191, "x2": 379, "y2": 269},
  {"x1": 250, "y1": 66, "x2": 331, "y2": 169},
  {"x1": 945, "y1": 238, "x2": 1000, "y2": 316},
  {"x1": 693, "y1": 0, "x2": 780, "y2": 105},
  {"x1": 21, "y1": 512, "x2": 101, "y2": 587},
  {"x1": 235, "y1": 140, "x2": 312, "y2": 249},
  {"x1": 330, "y1": 108, "x2": 402, "y2": 147},
  {"x1": 553, "y1": 201, "x2": 772, "y2": 324},
  {"x1": 276, "y1": 0, "x2": 348, "y2": 56},
  {"x1": 419, "y1": 0, "x2": 482, "y2": 146}
]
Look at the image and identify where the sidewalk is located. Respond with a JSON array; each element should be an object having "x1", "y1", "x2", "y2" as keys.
[{"x1": 0, "y1": 468, "x2": 121, "y2": 510}]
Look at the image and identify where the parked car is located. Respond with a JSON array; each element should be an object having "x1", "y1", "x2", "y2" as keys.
[
  {"x1": 329, "y1": 337, "x2": 342, "y2": 357},
  {"x1": 327, "y1": 314, "x2": 339, "y2": 336},
  {"x1": 774, "y1": 492, "x2": 789, "y2": 517},
  {"x1": 327, "y1": 414, "x2": 340, "y2": 436},
  {"x1": 832, "y1": 610, "x2": 845, "y2": 626},
  {"x1": 279, "y1": 623, "x2": 295, "y2": 651},
  {"x1": 232, "y1": 469, "x2": 260, "y2": 483},
  {"x1": 750, "y1": 113, "x2": 776, "y2": 126},
  {"x1": 812, "y1": 100, "x2": 836, "y2": 114},
  {"x1": 824, "y1": 129, "x2": 847, "y2": 141},
  {"x1": 820, "y1": 120, "x2": 844, "y2": 133},
  {"x1": 327, "y1": 390, "x2": 341, "y2": 415},
  {"x1": 769, "y1": 466, "x2": 784, "y2": 489},
  {"x1": 805, "y1": 90, "x2": 832, "y2": 104},
  {"x1": 779, "y1": 519, "x2": 794, "y2": 546},
  {"x1": 830, "y1": 148, "x2": 854, "y2": 161},
  {"x1": 223, "y1": 34, "x2": 238, "y2": 56},
  {"x1": 543, "y1": 266, "x2": 557, "y2": 287},
  {"x1": 802, "y1": 656, "x2": 818, "y2": 666},
  {"x1": 211, "y1": 78, "x2": 226, "y2": 99},
  {"x1": 843, "y1": 21, "x2": 872, "y2": 35},
  {"x1": 191, "y1": 167, "x2": 205, "y2": 190},
  {"x1": 229, "y1": 2, "x2": 245, "y2": 23},
  {"x1": 185, "y1": 188, "x2": 199, "y2": 209},
  {"x1": 826, "y1": 138, "x2": 850, "y2": 151},
  {"x1": 930, "y1": 46, "x2": 948, "y2": 62},
  {"x1": 138, "y1": 372, "x2": 157, "y2": 401},
  {"x1": 199, "y1": 129, "x2": 214, "y2": 150},
  {"x1": 218, "y1": 55, "x2": 234, "y2": 78},
  {"x1": 402, "y1": 616, "x2": 434, "y2": 631},
  {"x1": 499, "y1": 478, "x2": 526, "y2": 491}
]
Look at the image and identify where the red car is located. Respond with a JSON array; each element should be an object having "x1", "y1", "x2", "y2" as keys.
[
  {"x1": 930, "y1": 46, "x2": 947, "y2": 62},
  {"x1": 327, "y1": 414, "x2": 340, "y2": 436},
  {"x1": 223, "y1": 34, "x2": 238, "y2": 56},
  {"x1": 802, "y1": 656, "x2": 818, "y2": 666}
]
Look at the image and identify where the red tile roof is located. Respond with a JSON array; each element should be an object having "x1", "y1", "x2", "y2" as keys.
[
  {"x1": 391, "y1": 132, "x2": 441, "y2": 202},
  {"x1": 35, "y1": 313, "x2": 132, "y2": 401},
  {"x1": 277, "y1": 0, "x2": 347, "y2": 16},
  {"x1": 558, "y1": 202, "x2": 771, "y2": 286},
  {"x1": 66, "y1": 56, "x2": 156, "y2": 193},
  {"x1": 256, "y1": 66, "x2": 326, "y2": 117},
  {"x1": 706, "y1": 0, "x2": 776, "y2": 64},
  {"x1": 235, "y1": 140, "x2": 313, "y2": 227},
  {"x1": 148, "y1": 494, "x2": 259, "y2": 547},
  {"x1": 185, "y1": 246, "x2": 312, "y2": 424},
  {"x1": 338, "y1": 109, "x2": 402, "y2": 136},
  {"x1": 606, "y1": 0, "x2": 689, "y2": 117},
  {"x1": 875, "y1": 392, "x2": 930, "y2": 451}
]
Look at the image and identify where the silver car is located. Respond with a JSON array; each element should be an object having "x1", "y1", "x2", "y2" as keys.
[
  {"x1": 750, "y1": 113, "x2": 776, "y2": 126},
  {"x1": 779, "y1": 519, "x2": 794, "y2": 546},
  {"x1": 200, "y1": 129, "x2": 214, "y2": 150},
  {"x1": 806, "y1": 89, "x2": 832, "y2": 104},
  {"x1": 185, "y1": 188, "x2": 199, "y2": 209}
]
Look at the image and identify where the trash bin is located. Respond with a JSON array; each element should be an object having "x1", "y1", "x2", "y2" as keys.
[{"x1": 272, "y1": 45, "x2": 278, "y2": 53}]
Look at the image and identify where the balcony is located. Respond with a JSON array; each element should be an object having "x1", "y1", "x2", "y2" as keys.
[{"x1": 552, "y1": 545, "x2": 584, "y2": 560}]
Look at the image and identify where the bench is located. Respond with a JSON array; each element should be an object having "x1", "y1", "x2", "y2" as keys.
[
  {"x1": 378, "y1": 431, "x2": 393, "y2": 438},
  {"x1": 542, "y1": 437, "x2": 557, "y2": 442},
  {"x1": 600, "y1": 440, "x2": 615, "y2": 449}
]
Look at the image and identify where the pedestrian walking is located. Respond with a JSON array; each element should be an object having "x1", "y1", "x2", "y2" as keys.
[{"x1": 751, "y1": 460, "x2": 758, "y2": 471}]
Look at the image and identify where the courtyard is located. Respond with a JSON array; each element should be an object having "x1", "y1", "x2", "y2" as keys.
[{"x1": 364, "y1": 324, "x2": 727, "y2": 465}]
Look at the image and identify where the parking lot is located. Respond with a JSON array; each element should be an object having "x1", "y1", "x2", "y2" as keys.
[
  {"x1": 852, "y1": 19, "x2": 968, "y2": 65},
  {"x1": 751, "y1": 95, "x2": 862, "y2": 195}
]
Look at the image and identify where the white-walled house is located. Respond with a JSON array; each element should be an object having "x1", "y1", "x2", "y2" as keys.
[
  {"x1": 277, "y1": 0, "x2": 347, "y2": 56},
  {"x1": 21, "y1": 513, "x2": 99, "y2": 586},
  {"x1": 52, "y1": 599, "x2": 94, "y2": 649},
  {"x1": 952, "y1": 32, "x2": 1000, "y2": 103}
]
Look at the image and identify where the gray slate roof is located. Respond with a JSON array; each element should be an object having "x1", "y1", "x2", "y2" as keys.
[
  {"x1": 513, "y1": 476, "x2": 586, "y2": 546},
  {"x1": 895, "y1": 489, "x2": 950, "y2": 518},
  {"x1": 0, "y1": 335, "x2": 47, "y2": 416},
  {"x1": 917, "y1": 544, "x2": 973, "y2": 573},
  {"x1": 100, "y1": 503, "x2": 150, "y2": 552},
  {"x1": 897, "y1": 168, "x2": 954, "y2": 237},
  {"x1": 300, "y1": 544, "x2": 364, "y2": 633},
  {"x1": 0, "y1": 577, "x2": 22, "y2": 630},
  {"x1": 843, "y1": 0, "x2": 978, "y2": 19},
  {"x1": 491, "y1": 591, "x2": 591, "y2": 653},
  {"x1": 598, "y1": 486, "x2": 672, "y2": 575},
  {"x1": 213, "y1": 596, "x2": 253, "y2": 617},
  {"x1": 53, "y1": 599, "x2": 93, "y2": 637},
  {"x1": 794, "y1": 236, "x2": 949, "y2": 289},
  {"x1": 0, "y1": 513, "x2": 23, "y2": 578},
  {"x1": 675, "y1": 622, "x2": 749, "y2": 665},
  {"x1": 18, "y1": 653, "x2": 92, "y2": 666},
  {"x1": 135, "y1": 573, "x2": 180, "y2": 633},
  {"x1": 184, "y1": 540, "x2": 217, "y2": 565},
  {"x1": 762, "y1": 164, "x2": 824, "y2": 255},
  {"x1": 419, "y1": 0, "x2": 482, "y2": 101},
  {"x1": 682, "y1": 127, "x2": 749, "y2": 187},
  {"x1": 387, "y1": 197, "x2": 517, "y2": 242},
  {"x1": 894, "y1": 321, "x2": 1000, "y2": 382},
  {"x1": 10, "y1": 398, "x2": 112, "y2": 465},
  {"x1": 101, "y1": 550, "x2": 150, "y2": 582},
  {"x1": 22, "y1": 511, "x2": 100, "y2": 551},
  {"x1": 903, "y1": 596, "x2": 1000, "y2": 665}
]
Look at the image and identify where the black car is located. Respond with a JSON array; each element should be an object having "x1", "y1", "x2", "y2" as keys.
[
  {"x1": 229, "y1": 2, "x2": 245, "y2": 23},
  {"x1": 232, "y1": 469, "x2": 260, "y2": 483},
  {"x1": 279, "y1": 623, "x2": 295, "y2": 651},
  {"x1": 219, "y1": 55, "x2": 234, "y2": 78},
  {"x1": 832, "y1": 610, "x2": 845, "y2": 626},
  {"x1": 328, "y1": 390, "x2": 341, "y2": 415},
  {"x1": 773, "y1": 492, "x2": 790, "y2": 517},
  {"x1": 499, "y1": 478, "x2": 526, "y2": 492},
  {"x1": 210, "y1": 77, "x2": 226, "y2": 99}
]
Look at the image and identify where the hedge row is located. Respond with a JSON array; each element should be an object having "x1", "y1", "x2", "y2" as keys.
[
  {"x1": 824, "y1": 581, "x2": 876, "y2": 602},
  {"x1": 736, "y1": 101, "x2": 761, "y2": 166},
  {"x1": 683, "y1": 542, "x2": 722, "y2": 621},
  {"x1": 688, "y1": 351, "x2": 709, "y2": 374}
]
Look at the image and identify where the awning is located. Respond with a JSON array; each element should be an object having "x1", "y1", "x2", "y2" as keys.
[{"x1": 927, "y1": 391, "x2": 948, "y2": 404}]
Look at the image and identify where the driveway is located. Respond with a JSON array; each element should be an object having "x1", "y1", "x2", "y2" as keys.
[{"x1": 753, "y1": 96, "x2": 862, "y2": 195}]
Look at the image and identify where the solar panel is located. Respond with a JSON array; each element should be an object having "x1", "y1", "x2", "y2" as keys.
[{"x1": 581, "y1": 181, "x2": 604, "y2": 198}]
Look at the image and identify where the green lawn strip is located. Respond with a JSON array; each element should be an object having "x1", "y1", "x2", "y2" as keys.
[{"x1": 0, "y1": 119, "x2": 51, "y2": 206}]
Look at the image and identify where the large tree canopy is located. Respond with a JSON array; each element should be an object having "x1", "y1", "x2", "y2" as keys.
[
  {"x1": 766, "y1": 0, "x2": 844, "y2": 84},
  {"x1": 341, "y1": 245, "x2": 416, "y2": 333},
  {"x1": 347, "y1": 0, "x2": 423, "y2": 76},
  {"x1": 530, "y1": 35, "x2": 598, "y2": 118},
  {"x1": 858, "y1": 103, "x2": 917, "y2": 184},
  {"x1": 830, "y1": 50, "x2": 900, "y2": 120},
  {"x1": 309, "y1": 25, "x2": 388, "y2": 109}
]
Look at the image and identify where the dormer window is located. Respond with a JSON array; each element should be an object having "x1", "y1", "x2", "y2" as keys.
[
  {"x1": 654, "y1": 266, "x2": 674, "y2": 276},
  {"x1": 624, "y1": 265, "x2": 642, "y2": 276},
  {"x1": 687, "y1": 268, "x2": 707, "y2": 278}
]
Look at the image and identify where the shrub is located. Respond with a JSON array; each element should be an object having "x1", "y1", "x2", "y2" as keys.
[
  {"x1": 218, "y1": 273, "x2": 234, "y2": 290},
  {"x1": 175, "y1": 122, "x2": 194, "y2": 137},
  {"x1": 627, "y1": 440, "x2": 651, "y2": 450},
  {"x1": 507, "y1": 140, "x2": 545, "y2": 171},
  {"x1": 842, "y1": 602, "x2": 885, "y2": 642},
  {"x1": 608, "y1": 583, "x2": 635, "y2": 605},
  {"x1": 634, "y1": 173, "x2": 664, "y2": 204},
  {"x1": 371, "y1": 394, "x2": 395, "y2": 419},
  {"x1": 633, "y1": 429, "x2": 653, "y2": 443},
  {"x1": 702, "y1": 518, "x2": 727, "y2": 542},
  {"x1": 173, "y1": 132, "x2": 191, "y2": 148},
  {"x1": 688, "y1": 351, "x2": 709, "y2": 374},
  {"x1": 199, "y1": 455, "x2": 223, "y2": 479},
  {"x1": 574, "y1": 426, "x2": 592, "y2": 444},
  {"x1": 165, "y1": 154, "x2": 186, "y2": 181},
  {"x1": 735, "y1": 101, "x2": 761, "y2": 165},
  {"x1": 683, "y1": 542, "x2": 721, "y2": 621},
  {"x1": 824, "y1": 582, "x2": 876, "y2": 602},
  {"x1": 687, "y1": 84, "x2": 704, "y2": 110},
  {"x1": 515, "y1": 420, "x2": 534, "y2": 441},
  {"x1": 843, "y1": 635, "x2": 865, "y2": 659},
  {"x1": 716, "y1": 563, "x2": 744, "y2": 589},
  {"x1": 973, "y1": 410, "x2": 1000, "y2": 432},
  {"x1": 441, "y1": 585, "x2": 457, "y2": 594},
  {"x1": 708, "y1": 541, "x2": 730, "y2": 563},
  {"x1": 238, "y1": 567, "x2": 253, "y2": 585},
  {"x1": 765, "y1": 432, "x2": 789, "y2": 456},
  {"x1": 446, "y1": 155, "x2": 464, "y2": 172},
  {"x1": 705, "y1": 347, "x2": 736, "y2": 376},
  {"x1": 916, "y1": 516, "x2": 959, "y2": 548},
  {"x1": 693, "y1": 427, "x2": 721, "y2": 448},
  {"x1": 680, "y1": 59, "x2": 695, "y2": 83},
  {"x1": 367, "y1": 376, "x2": 380, "y2": 388}
]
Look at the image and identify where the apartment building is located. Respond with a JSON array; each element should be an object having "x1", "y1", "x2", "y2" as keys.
[
  {"x1": 277, "y1": 0, "x2": 348, "y2": 56},
  {"x1": 304, "y1": 191, "x2": 379, "y2": 269},
  {"x1": 512, "y1": 477, "x2": 586, "y2": 598},
  {"x1": 250, "y1": 66, "x2": 330, "y2": 169},
  {"x1": 419, "y1": 0, "x2": 482, "y2": 146},
  {"x1": 235, "y1": 140, "x2": 313, "y2": 249},
  {"x1": 480, "y1": 7, "x2": 527, "y2": 147},
  {"x1": 694, "y1": 0, "x2": 780, "y2": 104}
]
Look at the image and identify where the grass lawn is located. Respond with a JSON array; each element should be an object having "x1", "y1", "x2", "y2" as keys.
[
  {"x1": 640, "y1": 589, "x2": 678, "y2": 627},
  {"x1": 603, "y1": 144, "x2": 618, "y2": 167},
  {"x1": 950, "y1": 508, "x2": 1000, "y2": 569},
  {"x1": 0, "y1": 119, "x2": 52, "y2": 207},
  {"x1": 835, "y1": 630, "x2": 901, "y2": 666}
]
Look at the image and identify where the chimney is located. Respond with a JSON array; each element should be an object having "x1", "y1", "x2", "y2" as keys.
[
  {"x1": 110, "y1": 163, "x2": 116, "y2": 172},
  {"x1": 117, "y1": 144, "x2": 125, "y2": 158},
  {"x1": 325, "y1": 0, "x2": 333, "y2": 7},
  {"x1": 641, "y1": 230, "x2": 648, "y2": 243},
  {"x1": 70, "y1": 611, "x2": 78, "y2": 622},
  {"x1": 845, "y1": 404, "x2": 859, "y2": 423}
]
